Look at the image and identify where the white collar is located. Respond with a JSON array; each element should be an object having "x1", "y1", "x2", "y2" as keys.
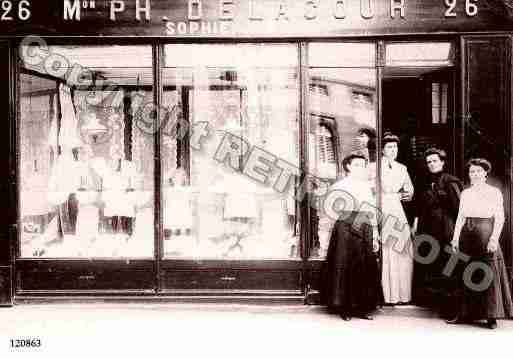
[{"x1": 382, "y1": 158, "x2": 395, "y2": 168}]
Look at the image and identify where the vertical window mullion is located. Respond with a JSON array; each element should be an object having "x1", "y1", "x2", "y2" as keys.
[
  {"x1": 153, "y1": 42, "x2": 163, "y2": 292},
  {"x1": 13, "y1": 42, "x2": 21, "y2": 262},
  {"x1": 376, "y1": 41, "x2": 384, "y2": 229},
  {"x1": 299, "y1": 42, "x2": 310, "y2": 261}
]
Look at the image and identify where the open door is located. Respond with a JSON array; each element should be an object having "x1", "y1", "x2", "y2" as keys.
[
  {"x1": 382, "y1": 41, "x2": 458, "y2": 306},
  {"x1": 382, "y1": 44, "x2": 457, "y2": 227}
]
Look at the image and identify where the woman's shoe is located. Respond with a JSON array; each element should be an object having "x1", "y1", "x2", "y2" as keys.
[
  {"x1": 340, "y1": 313, "x2": 352, "y2": 321},
  {"x1": 445, "y1": 316, "x2": 462, "y2": 324},
  {"x1": 486, "y1": 319, "x2": 497, "y2": 329},
  {"x1": 358, "y1": 313, "x2": 374, "y2": 320}
]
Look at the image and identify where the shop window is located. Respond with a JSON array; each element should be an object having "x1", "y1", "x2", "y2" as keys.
[
  {"x1": 18, "y1": 45, "x2": 154, "y2": 259},
  {"x1": 309, "y1": 42, "x2": 375, "y2": 68},
  {"x1": 385, "y1": 42, "x2": 454, "y2": 67},
  {"x1": 162, "y1": 44, "x2": 300, "y2": 259},
  {"x1": 308, "y1": 43, "x2": 377, "y2": 259}
]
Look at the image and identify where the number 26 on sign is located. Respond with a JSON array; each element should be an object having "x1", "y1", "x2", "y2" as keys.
[
  {"x1": 1, "y1": 0, "x2": 31, "y2": 21},
  {"x1": 445, "y1": 0, "x2": 478, "y2": 17}
]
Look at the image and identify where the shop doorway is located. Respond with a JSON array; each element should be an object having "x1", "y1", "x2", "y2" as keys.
[
  {"x1": 382, "y1": 68, "x2": 457, "y2": 220},
  {"x1": 381, "y1": 42, "x2": 457, "y2": 306}
]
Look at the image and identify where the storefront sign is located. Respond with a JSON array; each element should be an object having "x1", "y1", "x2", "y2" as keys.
[{"x1": 1, "y1": 0, "x2": 512, "y2": 37}]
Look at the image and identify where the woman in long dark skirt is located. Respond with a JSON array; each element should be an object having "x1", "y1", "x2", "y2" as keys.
[
  {"x1": 412, "y1": 148, "x2": 463, "y2": 315},
  {"x1": 322, "y1": 154, "x2": 380, "y2": 321},
  {"x1": 450, "y1": 158, "x2": 513, "y2": 329}
]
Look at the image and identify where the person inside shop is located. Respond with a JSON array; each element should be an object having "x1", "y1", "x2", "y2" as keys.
[
  {"x1": 355, "y1": 127, "x2": 377, "y2": 163},
  {"x1": 449, "y1": 158, "x2": 513, "y2": 329},
  {"x1": 322, "y1": 153, "x2": 380, "y2": 321},
  {"x1": 380, "y1": 132, "x2": 414, "y2": 306},
  {"x1": 411, "y1": 148, "x2": 463, "y2": 316},
  {"x1": 355, "y1": 127, "x2": 377, "y2": 193}
]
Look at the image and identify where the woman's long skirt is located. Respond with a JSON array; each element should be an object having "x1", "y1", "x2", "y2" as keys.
[
  {"x1": 381, "y1": 193, "x2": 413, "y2": 303},
  {"x1": 458, "y1": 217, "x2": 513, "y2": 320},
  {"x1": 322, "y1": 211, "x2": 379, "y2": 315},
  {"x1": 414, "y1": 207, "x2": 459, "y2": 313}
]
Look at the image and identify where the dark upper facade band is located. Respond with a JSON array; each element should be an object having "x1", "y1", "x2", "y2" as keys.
[{"x1": 0, "y1": 0, "x2": 513, "y2": 37}]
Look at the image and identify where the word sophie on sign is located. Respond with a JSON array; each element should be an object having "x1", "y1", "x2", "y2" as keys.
[{"x1": 62, "y1": 0, "x2": 480, "y2": 22}]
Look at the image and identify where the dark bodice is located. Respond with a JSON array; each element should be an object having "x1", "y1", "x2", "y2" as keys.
[{"x1": 418, "y1": 172, "x2": 463, "y2": 223}]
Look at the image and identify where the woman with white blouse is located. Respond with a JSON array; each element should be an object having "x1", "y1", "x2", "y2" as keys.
[
  {"x1": 323, "y1": 154, "x2": 380, "y2": 321},
  {"x1": 380, "y1": 133, "x2": 414, "y2": 305},
  {"x1": 450, "y1": 158, "x2": 513, "y2": 329}
]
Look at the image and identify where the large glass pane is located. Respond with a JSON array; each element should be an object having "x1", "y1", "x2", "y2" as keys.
[
  {"x1": 308, "y1": 43, "x2": 377, "y2": 259},
  {"x1": 19, "y1": 45, "x2": 154, "y2": 258},
  {"x1": 385, "y1": 42, "x2": 454, "y2": 67},
  {"x1": 162, "y1": 44, "x2": 300, "y2": 259},
  {"x1": 309, "y1": 43, "x2": 375, "y2": 68}
]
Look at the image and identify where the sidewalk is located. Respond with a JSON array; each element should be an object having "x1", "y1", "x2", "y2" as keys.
[{"x1": 1, "y1": 304, "x2": 511, "y2": 358}]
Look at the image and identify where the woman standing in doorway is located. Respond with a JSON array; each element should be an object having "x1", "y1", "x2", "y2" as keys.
[
  {"x1": 412, "y1": 148, "x2": 463, "y2": 315},
  {"x1": 381, "y1": 132, "x2": 414, "y2": 305},
  {"x1": 449, "y1": 158, "x2": 513, "y2": 329}
]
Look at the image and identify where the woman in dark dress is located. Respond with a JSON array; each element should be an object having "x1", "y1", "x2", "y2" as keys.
[
  {"x1": 450, "y1": 158, "x2": 513, "y2": 329},
  {"x1": 412, "y1": 148, "x2": 463, "y2": 314},
  {"x1": 322, "y1": 154, "x2": 380, "y2": 321}
]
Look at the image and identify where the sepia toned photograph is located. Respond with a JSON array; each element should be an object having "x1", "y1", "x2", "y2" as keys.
[{"x1": 1, "y1": 0, "x2": 513, "y2": 357}]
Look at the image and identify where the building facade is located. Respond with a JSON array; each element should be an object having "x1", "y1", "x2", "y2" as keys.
[{"x1": 1, "y1": 0, "x2": 513, "y2": 306}]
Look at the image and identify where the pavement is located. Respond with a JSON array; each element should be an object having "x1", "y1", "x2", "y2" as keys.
[{"x1": 1, "y1": 304, "x2": 512, "y2": 358}]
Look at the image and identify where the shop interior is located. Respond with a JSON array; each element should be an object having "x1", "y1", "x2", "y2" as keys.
[{"x1": 19, "y1": 44, "x2": 302, "y2": 260}]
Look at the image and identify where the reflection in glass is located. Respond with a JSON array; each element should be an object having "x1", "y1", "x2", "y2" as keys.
[
  {"x1": 162, "y1": 44, "x2": 300, "y2": 259},
  {"x1": 19, "y1": 45, "x2": 154, "y2": 258},
  {"x1": 308, "y1": 68, "x2": 377, "y2": 259}
]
